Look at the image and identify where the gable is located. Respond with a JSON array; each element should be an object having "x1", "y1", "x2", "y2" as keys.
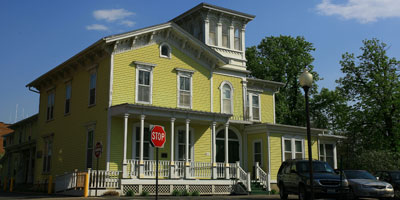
[{"x1": 112, "y1": 43, "x2": 211, "y2": 112}]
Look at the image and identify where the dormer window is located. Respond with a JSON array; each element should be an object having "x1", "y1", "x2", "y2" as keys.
[
  {"x1": 234, "y1": 27, "x2": 241, "y2": 50},
  {"x1": 209, "y1": 20, "x2": 217, "y2": 46},
  {"x1": 222, "y1": 22, "x2": 229, "y2": 48},
  {"x1": 160, "y1": 43, "x2": 171, "y2": 58}
]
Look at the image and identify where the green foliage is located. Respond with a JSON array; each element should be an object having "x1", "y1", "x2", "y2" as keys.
[
  {"x1": 181, "y1": 189, "x2": 190, "y2": 196},
  {"x1": 270, "y1": 189, "x2": 277, "y2": 194},
  {"x1": 102, "y1": 190, "x2": 120, "y2": 196},
  {"x1": 246, "y1": 35, "x2": 320, "y2": 126},
  {"x1": 337, "y1": 38, "x2": 400, "y2": 152},
  {"x1": 125, "y1": 190, "x2": 134, "y2": 196},
  {"x1": 171, "y1": 190, "x2": 181, "y2": 196},
  {"x1": 191, "y1": 191, "x2": 200, "y2": 196},
  {"x1": 140, "y1": 191, "x2": 149, "y2": 196},
  {"x1": 339, "y1": 150, "x2": 400, "y2": 172}
]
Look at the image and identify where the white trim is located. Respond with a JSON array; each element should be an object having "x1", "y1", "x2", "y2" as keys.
[
  {"x1": 281, "y1": 136, "x2": 305, "y2": 161},
  {"x1": 132, "y1": 122, "x2": 154, "y2": 160},
  {"x1": 215, "y1": 125, "x2": 242, "y2": 165},
  {"x1": 252, "y1": 139, "x2": 263, "y2": 167},
  {"x1": 106, "y1": 52, "x2": 114, "y2": 170},
  {"x1": 88, "y1": 70, "x2": 97, "y2": 106},
  {"x1": 176, "y1": 71, "x2": 193, "y2": 109},
  {"x1": 267, "y1": 131, "x2": 271, "y2": 191},
  {"x1": 219, "y1": 81, "x2": 234, "y2": 114},
  {"x1": 247, "y1": 92, "x2": 261, "y2": 122},
  {"x1": 273, "y1": 93, "x2": 276, "y2": 124},
  {"x1": 135, "y1": 64, "x2": 154, "y2": 104},
  {"x1": 210, "y1": 70, "x2": 213, "y2": 112},
  {"x1": 85, "y1": 127, "x2": 95, "y2": 169},
  {"x1": 318, "y1": 141, "x2": 337, "y2": 169},
  {"x1": 174, "y1": 126, "x2": 195, "y2": 161},
  {"x1": 159, "y1": 42, "x2": 171, "y2": 59},
  {"x1": 213, "y1": 71, "x2": 247, "y2": 79}
]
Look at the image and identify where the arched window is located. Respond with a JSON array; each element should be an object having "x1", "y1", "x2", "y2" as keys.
[
  {"x1": 234, "y1": 27, "x2": 241, "y2": 50},
  {"x1": 222, "y1": 22, "x2": 229, "y2": 48},
  {"x1": 209, "y1": 20, "x2": 217, "y2": 46},
  {"x1": 160, "y1": 43, "x2": 171, "y2": 58},
  {"x1": 216, "y1": 129, "x2": 240, "y2": 163},
  {"x1": 220, "y1": 82, "x2": 233, "y2": 114}
]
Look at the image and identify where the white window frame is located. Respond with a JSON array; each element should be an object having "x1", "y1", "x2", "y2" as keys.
[
  {"x1": 176, "y1": 69, "x2": 194, "y2": 109},
  {"x1": 215, "y1": 126, "x2": 242, "y2": 164},
  {"x1": 319, "y1": 141, "x2": 337, "y2": 169},
  {"x1": 65, "y1": 82, "x2": 72, "y2": 115},
  {"x1": 247, "y1": 91, "x2": 262, "y2": 121},
  {"x1": 135, "y1": 63, "x2": 155, "y2": 104},
  {"x1": 47, "y1": 91, "x2": 55, "y2": 121},
  {"x1": 219, "y1": 81, "x2": 234, "y2": 114},
  {"x1": 132, "y1": 122, "x2": 154, "y2": 160},
  {"x1": 208, "y1": 19, "x2": 218, "y2": 46},
  {"x1": 282, "y1": 136, "x2": 305, "y2": 161},
  {"x1": 222, "y1": 21, "x2": 230, "y2": 48},
  {"x1": 253, "y1": 139, "x2": 263, "y2": 166},
  {"x1": 42, "y1": 136, "x2": 53, "y2": 173},
  {"x1": 159, "y1": 42, "x2": 171, "y2": 59},
  {"x1": 234, "y1": 26, "x2": 241, "y2": 50},
  {"x1": 88, "y1": 70, "x2": 97, "y2": 106},
  {"x1": 174, "y1": 126, "x2": 195, "y2": 162},
  {"x1": 85, "y1": 128, "x2": 94, "y2": 169}
]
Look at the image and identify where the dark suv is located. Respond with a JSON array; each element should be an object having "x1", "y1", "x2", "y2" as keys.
[{"x1": 277, "y1": 159, "x2": 349, "y2": 200}]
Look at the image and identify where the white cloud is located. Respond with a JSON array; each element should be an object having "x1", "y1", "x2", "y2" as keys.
[
  {"x1": 93, "y1": 9, "x2": 135, "y2": 22},
  {"x1": 316, "y1": 0, "x2": 400, "y2": 23},
  {"x1": 120, "y1": 20, "x2": 136, "y2": 27},
  {"x1": 86, "y1": 24, "x2": 109, "y2": 31}
]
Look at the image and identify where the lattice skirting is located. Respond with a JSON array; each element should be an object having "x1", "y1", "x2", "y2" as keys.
[{"x1": 122, "y1": 184, "x2": 232, "y2": 195}]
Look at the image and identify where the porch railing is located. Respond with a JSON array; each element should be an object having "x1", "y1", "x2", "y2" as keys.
[
  {"x1": 54, "y1": 171, "x2": 86, "y2": 193},
  {"x1": 255, "y1": 162, "x2": 269, "y2": 190},
  {"x1": 190, "y1": 162, "x2": 212, "y2": 178},
  {"x1": 128, "y1": 160, "x2": 139, "y2": 177},
  {"x1": 175, "y1": 161, "x2": 185, "y2": 177},
  {"x1": 88, "y1": 169, "x2": 121, "y2": 189},
  {"x1": 142, "y1": 160, "x2": 170, "y2": 178},
  {"x1": 216, "y1": 162, "x2": 225, "y2": 178}
]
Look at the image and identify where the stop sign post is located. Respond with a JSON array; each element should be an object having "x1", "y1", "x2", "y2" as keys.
[
  {"x1": 94, "y1": 142, "x2": 102, "y2": 197},
  {"x1": 150, "y1": 125, "x2": 166, "y2": 200}
]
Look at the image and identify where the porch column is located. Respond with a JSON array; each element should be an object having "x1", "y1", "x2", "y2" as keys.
[
  {"x1": 225, "y1": 122, "x2": 230, "y2": 179},
  {"x1": 139, "y1": 114, "x2": 145, "y2": 178},
  {"x1": 184, "y1": 119, "x2": 191, "y2": 179},
  {"x1": 170, "y1": 118, "x2": 176, "y2": 179},
  {"x1": 211, "y1": 122, "x2": 217, "y2": 179},
  {"x1": 122, "y1": 113, "x2": 129, "y2": 178}
]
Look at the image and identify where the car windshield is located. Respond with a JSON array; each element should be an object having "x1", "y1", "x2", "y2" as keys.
[
  {"x1": 390, "y1": 172, "x2": 400, "y2": 180},
  {"x1": 297, "y1": 162, "x2": 334, "y2": 173},
  {"x1": 344, "y1": 171, "x2": 376, "y2": 180}
]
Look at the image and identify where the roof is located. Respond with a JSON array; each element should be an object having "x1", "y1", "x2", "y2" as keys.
[
  {"x1": 171, "y1": 3, "x2": 255, "y2": 22},
  {"x1": 9, "y1": 114, "x2": 38, "y2": 129}
]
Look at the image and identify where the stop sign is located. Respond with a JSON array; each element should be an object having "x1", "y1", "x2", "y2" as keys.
[
  {"x1": 94, "y1": 142, "x2": 103, "y2": 158},
  {"x1": 151, "y1": 125, "x2": 166, "y2": 148}
]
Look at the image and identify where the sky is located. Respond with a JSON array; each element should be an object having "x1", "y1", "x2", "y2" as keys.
[{"x1": 1, "y1": 0, "x2": 400, "y2": 124}]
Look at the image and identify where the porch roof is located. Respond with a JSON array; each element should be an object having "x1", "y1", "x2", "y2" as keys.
[{"x1": 110, "y1": 103, "x2": 232, "y2": 123}]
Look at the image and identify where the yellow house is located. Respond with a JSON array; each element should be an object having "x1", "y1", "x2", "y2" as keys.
[{"x1": 13, "y1": 3, "x2": 343, "y2": 195}]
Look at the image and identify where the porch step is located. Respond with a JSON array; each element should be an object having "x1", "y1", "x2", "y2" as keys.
[{"x1": 250, "y1": 182, "x2": 269, "y2": 195}]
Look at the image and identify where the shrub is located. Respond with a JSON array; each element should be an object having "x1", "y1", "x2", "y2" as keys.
[
  {"x1": 102, "y1": 190, "x2": 120, "y2": 196},
  {"x1": 126, "y1": 190, "x2": 134, "y2": 196},
  {"x1": 270, "y1": 189, "x2": 277, "y2": 194},
  {"x1": 141, "y1": 191, "x2": 149, "y2": 196},
  {"x1": 171, "y1": 190, "x2": 181, "y2": 196},
  {"x1": 191, "y1": 191, "x2": 200, "y2": 196},
  {"x1": 181, "y1": 189, "x2": 190, "y2": 196}
]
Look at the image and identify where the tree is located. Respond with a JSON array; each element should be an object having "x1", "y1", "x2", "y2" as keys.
[
  {"x1": 310, "y1": 87, "x2": 350, "y2": 133},
  {"x1": 246, "y1": 35, "x2": 320, "y2": 126},
  {"x1": 337, "y1": 38, "x2": 400, "y2": 152}
]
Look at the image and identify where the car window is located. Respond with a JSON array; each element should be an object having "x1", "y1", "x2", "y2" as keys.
[
  {"x1": 291, "y1": 162, "x2": 297, "y2": 172},
  {"x1": 344, "y1": 170, "x2": 376, "y2": 180},
  {"x1": 284, "y1": 163, "x2": 291, "y2": 174},
  {"x1": 390, "y1": 172, "x2": 400, "y2": 180},
  {"x1": 278, "y1": 163, "x2": 286, "y2": 175},
  {"x1": 297, "y1": 162, "x2": 334, "y2": 173}
]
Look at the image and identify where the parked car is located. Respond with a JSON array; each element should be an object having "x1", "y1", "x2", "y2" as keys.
[
  {"x1": 277, "y1": 159, "x2": 349, "y2": 200},
  {"x1": 375, "y1": 170, "x2": 400, "y2": 198},
  {"x1": 343, "y1": 170, "x2": 394, "y2": 199}
]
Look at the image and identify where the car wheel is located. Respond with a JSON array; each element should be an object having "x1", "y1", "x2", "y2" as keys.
[
  {"x1": 298, "y1": 185, "x2": 308, "y2": 200},
  {"x1": 279, "y1": 184, "x2": 288, "y2": 200}
]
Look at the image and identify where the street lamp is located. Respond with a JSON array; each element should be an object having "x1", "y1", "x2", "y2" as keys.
[{"x1": 299, "y1": 68, "x2": 314, "y2": 200}]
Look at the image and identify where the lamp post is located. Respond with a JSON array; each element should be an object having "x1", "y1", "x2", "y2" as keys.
[{"x1": 299, "y1": 68, "x2": 314, "y2": 200}]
